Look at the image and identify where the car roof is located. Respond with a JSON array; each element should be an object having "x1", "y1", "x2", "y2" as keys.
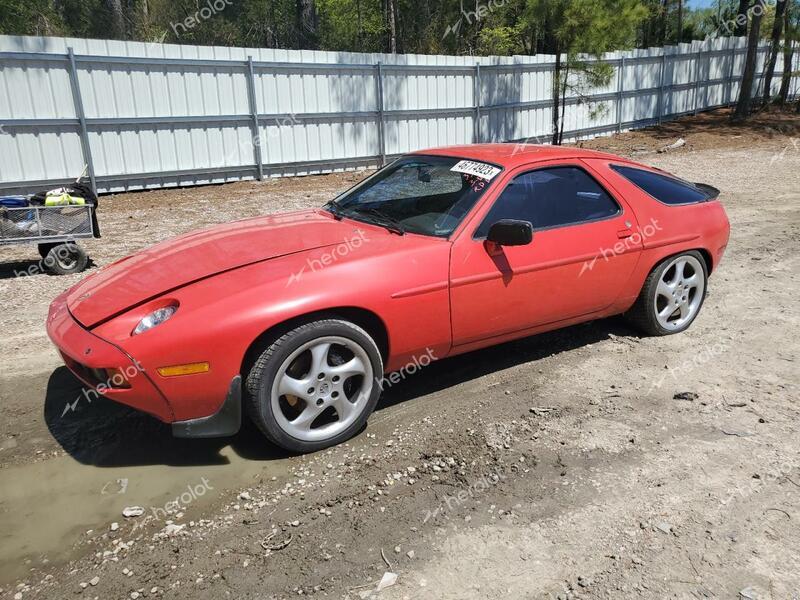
[{"x1": 411, "y1": 143, "x2": 630, "y2": 169}]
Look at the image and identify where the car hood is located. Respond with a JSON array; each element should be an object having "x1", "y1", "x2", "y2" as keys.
[{"x1": 67, "y1": 209, "x2": 365, "y2": 327}]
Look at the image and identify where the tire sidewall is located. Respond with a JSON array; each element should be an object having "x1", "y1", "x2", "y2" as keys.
[
  {"x1": 45, "y1": 243, "x2": 88, "y2": 275},
  {"x1": 251, "y1": 320, "x2": 383, "y2": 453},
  {"x1": 648, "y1": 250, "x2": 709, "y2": 335}
]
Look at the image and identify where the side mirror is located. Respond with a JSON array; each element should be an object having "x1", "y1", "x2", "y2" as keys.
[{"x1": 486, "y1": 219, "x2": 533, "y2": 246}]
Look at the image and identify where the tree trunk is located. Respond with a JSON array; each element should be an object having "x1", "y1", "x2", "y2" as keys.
[
  {"x1": 106, "y1": 0, "x2": 126, "y2": 39},
  {"x1": 762, "y1": 0, "x2": 787, "y2": 103},
  {"x1": 551, "y1": 49, "x2": 562, "y2": 145},
  {"x1": 779, "y1": 2, "x2": 794, "y2": 104},
  {"x1": 296, "y1": 0, "x2": 318, "y2": 49},
  {"x1": 732, "y1": 3, "x2": 764, "y2": 121},
  {"x1": 386, "y1": 0, "x2": 397, "y2": 53},
  {"x1": 356, "y1": 0, "x2": 363, "y2": 51},
  {"x1": 677, "y1": 0, "x2": 683, "y2": 43},
  {"x1": 558, "y1": 62, "x2": 569, "y2": 145},
  {"x1": 735, "y1": 0, "x2": 749, "y2": 36}
]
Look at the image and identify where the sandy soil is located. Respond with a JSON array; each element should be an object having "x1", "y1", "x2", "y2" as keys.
[{"x1": 0, "y1": 107, "x2": 798, "y2": 600}]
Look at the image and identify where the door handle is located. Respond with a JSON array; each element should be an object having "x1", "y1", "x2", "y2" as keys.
[{"x1": 617, "y1": 228, "x2": 633, "y2": 239}]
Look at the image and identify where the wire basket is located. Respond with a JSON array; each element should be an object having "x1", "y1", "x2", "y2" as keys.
[{"x1": 0, "y1": 205, "x2": 95, "y2": 245}]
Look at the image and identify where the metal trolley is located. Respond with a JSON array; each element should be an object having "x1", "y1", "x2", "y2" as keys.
[{"x1": 0, "y1": 202, "x2": 100, "y2": 275}]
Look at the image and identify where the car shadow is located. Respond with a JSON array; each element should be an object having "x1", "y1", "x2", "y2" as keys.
[
  {"x1": 44, "y1": 316, "x2": 638, "y2": 468},
  {"x1": 375, "y1": 316, "x2": 637, "y2": 410},
  {"x1": 43, "y1": 367, "x2": 290, "y2": 467}
]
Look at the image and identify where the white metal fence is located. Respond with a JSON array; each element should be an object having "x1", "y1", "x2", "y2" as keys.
[{"x1": 0, "y1": 35, "x2": 796, "y2": 195}]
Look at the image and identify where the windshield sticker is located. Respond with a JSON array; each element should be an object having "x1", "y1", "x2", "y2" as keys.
[
  {"x1": 450, "y1": 160, "x2": 501, "y2": 181},
  {"x1": 462, "y1": 173, "x2": 488, "y2": 193}
]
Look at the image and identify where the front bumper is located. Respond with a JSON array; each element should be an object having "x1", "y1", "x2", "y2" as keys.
[{"x1": 46, "y1": 292, "x2": 174, "y2": 422}]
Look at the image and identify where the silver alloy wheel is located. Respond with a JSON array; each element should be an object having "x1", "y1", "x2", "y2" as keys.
[
  {"x1": 270, "y1": 335, "x2": 373, "y2": 442},
  {"x1": 653, "y1": 254, "x2": 705, "y2": 331}
]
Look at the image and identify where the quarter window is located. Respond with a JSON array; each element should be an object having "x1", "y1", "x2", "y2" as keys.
[
  {"x1": 611, "y1": 165, "x2": 710, "y2": 205},
  {"x1": 475, "y1": 166, "x2": 620, "y2": 237}
]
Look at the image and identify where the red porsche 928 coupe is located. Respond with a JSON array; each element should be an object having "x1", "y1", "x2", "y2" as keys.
[{"x1": 47, "y1": 144, "x2": 730, "y2": 452}]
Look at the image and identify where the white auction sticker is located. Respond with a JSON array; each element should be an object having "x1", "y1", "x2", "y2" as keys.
[{"x1": 450, "y1": 160, "x2": 502, "y2": 181}]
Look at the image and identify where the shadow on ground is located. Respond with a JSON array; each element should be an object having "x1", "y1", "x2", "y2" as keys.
[
  {"x1": 44, "y1": 316, "x2": 637, "y2": 468},
  {"x1": 43, "y1": 367, "x2": 288, "y2": 468},
  {"x1": 0, "y1": 258, "x2": 97, "y2": 280}
]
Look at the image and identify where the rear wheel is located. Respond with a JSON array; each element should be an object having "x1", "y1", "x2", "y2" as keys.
[
  {"x1": 626, "y1": 251, "x2": 708, "y2": 336},
  {"x1": 43, "y1": 242, "x2": 88, "y2": 275},
  {"x1": 245, "y1": 319, "x2": 383, "y2": 453}
]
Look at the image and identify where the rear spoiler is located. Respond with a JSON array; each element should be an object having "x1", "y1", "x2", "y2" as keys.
[{"x1": 694, "y1": 183, "x2": 720, "y2": 200}]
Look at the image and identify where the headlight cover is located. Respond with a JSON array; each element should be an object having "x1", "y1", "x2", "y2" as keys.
[{"x1": 132, "y1": 305, "x2": 178, "y2": 336}]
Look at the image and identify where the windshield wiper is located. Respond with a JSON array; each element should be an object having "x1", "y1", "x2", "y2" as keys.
[
  {"x1": 352, "y1": 207, "x2": 406, "y2": 235},
  {"x1": 324, "y1": 199, "x2": 345, "y2": 221}
]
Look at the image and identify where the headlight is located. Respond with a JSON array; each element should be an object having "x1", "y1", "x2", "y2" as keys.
[{"x1": 132, "y1": 305, "x2": 178, "y2": 336}]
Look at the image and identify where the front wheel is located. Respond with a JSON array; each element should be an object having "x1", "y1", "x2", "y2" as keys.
[
  {"x1": 626, "y1": 251, "x2": 708, "y2": 336},
  {"x1": 245, "y1": 319, "x2": 383, "y2": 453}
]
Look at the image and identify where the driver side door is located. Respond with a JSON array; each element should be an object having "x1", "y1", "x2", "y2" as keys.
[{"x1": 449, "y1": 160, "x2": 643, "y2": 347}]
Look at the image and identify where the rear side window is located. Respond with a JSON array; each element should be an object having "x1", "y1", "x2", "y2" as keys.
[
  {"x1": 611, "y1": 165, "x2": 710, "y2": 205},
  {"x1": 475, "y1": 166, "x2": 620, "y2": 237}
]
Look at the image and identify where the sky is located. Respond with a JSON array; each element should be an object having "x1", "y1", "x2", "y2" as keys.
[{"x1": 686, "y1": 0, "x2": 717, "y2": 7}]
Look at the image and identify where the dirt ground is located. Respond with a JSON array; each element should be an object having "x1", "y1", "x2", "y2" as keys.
[{"x1": 0, "y1": 107, "x2": 798, "y2": 600}]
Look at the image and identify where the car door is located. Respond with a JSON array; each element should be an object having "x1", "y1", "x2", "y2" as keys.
[{"x1": 449, "y1": 160, "x2": 643, "y2": 347}]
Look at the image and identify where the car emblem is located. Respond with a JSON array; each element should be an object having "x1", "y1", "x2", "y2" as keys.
[{"x1": 84, "y1": 348, "x2": 92, "y2": 356}]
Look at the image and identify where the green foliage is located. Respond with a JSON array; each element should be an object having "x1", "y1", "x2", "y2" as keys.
[
  {"x1": 477, "y1": 25, "x2": 524, "y2": 56},
  {"x1": 0, "y1": 0, "x2": 776, "y2": 53},
  {"x1": 317, "y1": 0, "x2": 386, "y2": 52},
  {"x1": 0, "y1": 0, "x2": 66, "y2": 36}
]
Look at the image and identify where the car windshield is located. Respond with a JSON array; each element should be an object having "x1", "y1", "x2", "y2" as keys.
[{"x1": 325, "y1": 155, "x2": 502, "y2": 238}]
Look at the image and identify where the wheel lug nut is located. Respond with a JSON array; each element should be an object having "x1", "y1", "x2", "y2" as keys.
[
  {"x1": 332, "y1": 375, "x2": 340, "y2": 382},
  {"x1": 316, "y1": 398, "x2": 324, "y2": 406},
  {"x1": 317, "y1": 373, "x2": 325, "y2": 380},
  {"x1": 307, "y1": 387, "x2": 315, "y2": 394},
  {"x1": 332, "y1": 391, "x2": 339, "y2": 398}
]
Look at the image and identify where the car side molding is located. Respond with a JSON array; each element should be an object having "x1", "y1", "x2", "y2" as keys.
[{"x1": 171, "y1": 376, "x2": 242, "y2": 438}]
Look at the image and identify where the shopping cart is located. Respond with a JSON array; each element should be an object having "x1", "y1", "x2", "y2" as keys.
[{"x1": 0, "y1": 177, "x2": 100, "y2": 275}]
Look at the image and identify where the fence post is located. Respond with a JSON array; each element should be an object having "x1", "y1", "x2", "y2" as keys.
[
  {"x1": 727, "y1": 43, "x2": 737, "y2": 106},
  {"x1": 693, "y1": 49, "x2": 701, "y2": 115},
  {"x1": 616, "y1": 56, "x2": 625, "y2": 133},
  {"x1": 66, "y1": 48, "x2": 97, "y2": 195},
  {"x1": 658, "y1": 51, "x2": 667, "y2": 124},
  {"x1": 246, "y1": 56, "x2": 264, "y2": 181},
  {"x1": 474, "y1": 63, "x2": 482, "y2": 144},
  {"x1": 375, "y1": 62, "x2": 386, "y2": 167}
]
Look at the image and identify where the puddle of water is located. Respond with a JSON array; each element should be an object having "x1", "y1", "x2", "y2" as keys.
[
  {"x1": 0, "y1": 445, "x2": 290, "y2": 585},
  {"x1": 0, "y1": 366, "x2": 294, "y2": 586}
]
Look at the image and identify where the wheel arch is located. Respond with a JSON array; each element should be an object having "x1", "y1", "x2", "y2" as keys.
[
  {"x1": 694, "y1": 247, "x2": 713, "y2": 274},
  {"x1": 239, "y1": 306, "x2": 390, "y2": 380},
  {"x1": 645, "y1": 246, "x2": 713, "y2": 279}
]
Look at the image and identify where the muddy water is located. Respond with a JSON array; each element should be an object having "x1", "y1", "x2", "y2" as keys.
[{"x1": 0, "y1": 367, "x2": 293, "y2": 585}]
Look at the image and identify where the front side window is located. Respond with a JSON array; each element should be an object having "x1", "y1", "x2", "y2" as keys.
[
  {"x1": 326, "y1": 156, "x2": 501, "y2": 238},
  {"x1": 475, "y1": 166, "x2": 620, "y2": 238},
  {"x1": 611, "y1": 165, "x2": 711, "y2": 205}
]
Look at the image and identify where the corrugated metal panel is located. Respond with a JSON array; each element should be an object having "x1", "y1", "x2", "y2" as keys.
[{"x1": 0, "y1": 35, "x2": 795, "y2": 195}]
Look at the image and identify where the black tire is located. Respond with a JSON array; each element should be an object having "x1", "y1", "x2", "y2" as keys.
[
  {"x1": 43, "y1": 242, "x2": 88, "y2": 275},
  {"x1": 37, "y1": 243, "x2": 56, "y2": 259},
  {"x1": 245, "y1": 319, "x2": 383, "y2": 453},
  {"x1": 625, "y1": 250, "x2": 708, "y2": 336}
]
